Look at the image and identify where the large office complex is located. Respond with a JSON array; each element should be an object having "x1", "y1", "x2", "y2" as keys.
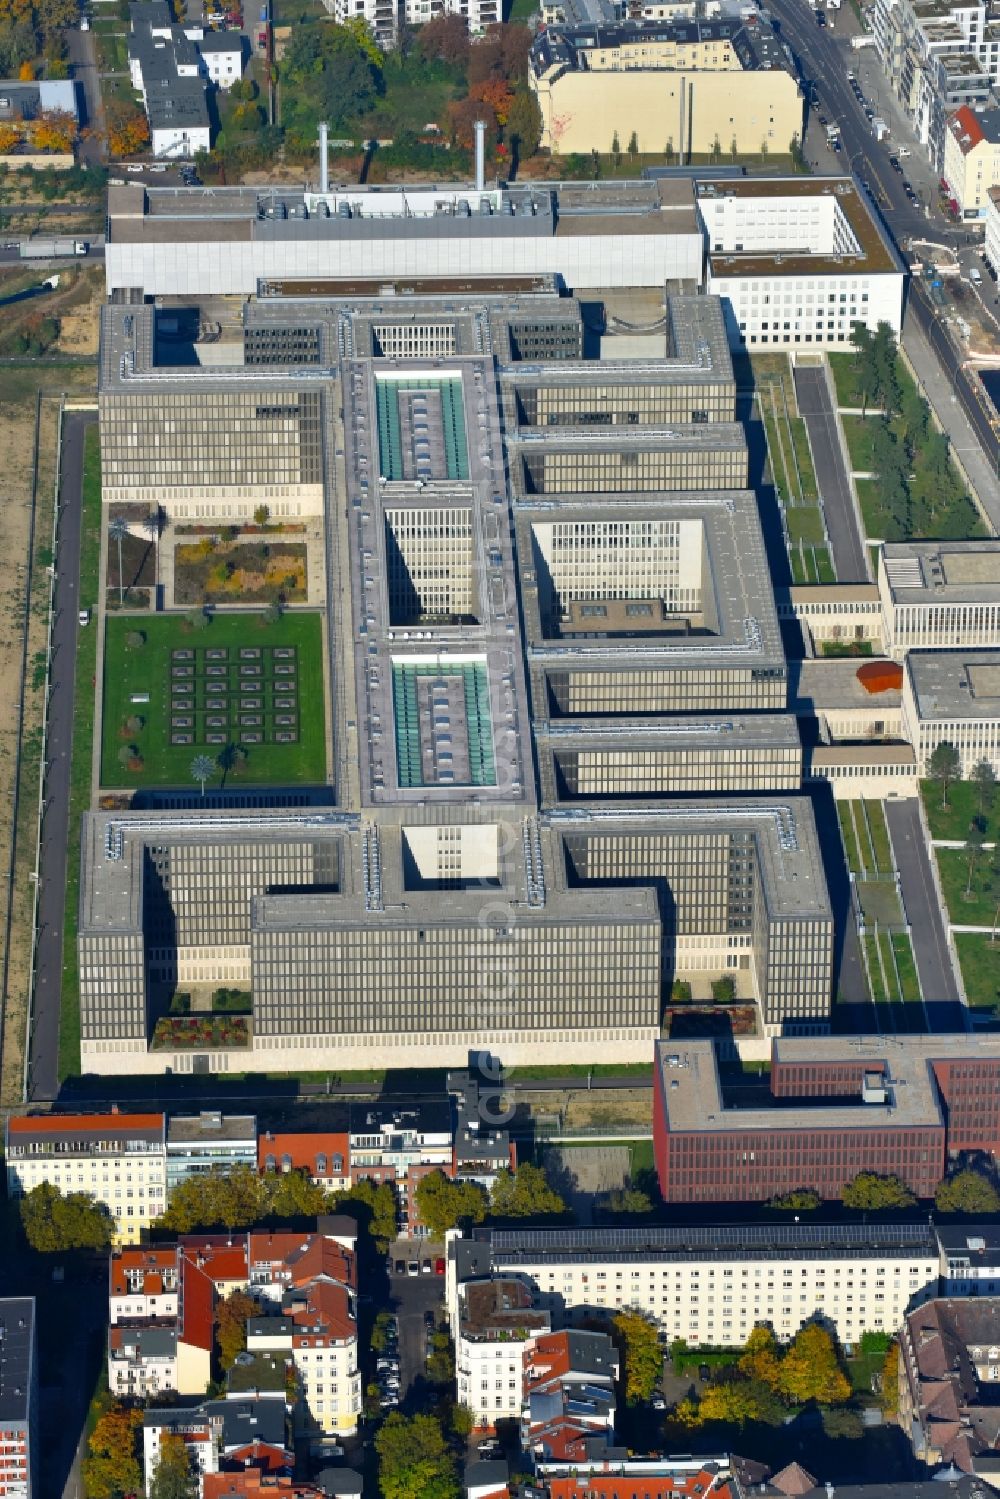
[
  {"x1": 653, "y1": 1036, "x2": 1000, "y2": 1203},
  {"x1": 902, "y1": 649, "x2": 1000, "y2": 775},
  {"x1": 878, "y1": 541, "x2": 1000, "y2": 655},
  {"x1": 699, "y1": 178, "x2": 906, "y2": 348},
  {"x1": 80, "y1": 274, "x2": 837, "y2": 1076}
]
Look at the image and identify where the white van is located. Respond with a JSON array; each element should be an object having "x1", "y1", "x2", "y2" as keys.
[{"x1": 970, "y1": 266, "x2": 983, "y2": 286}]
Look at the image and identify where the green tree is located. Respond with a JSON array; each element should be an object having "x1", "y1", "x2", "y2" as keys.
[
  {"x1": 965, "y1": 822, "x2": 986, "y2": 897},
  {"x1": 872, "y1": 321, "x2": 902, "y2": 417},
  {"x1": 506, "y1": 87, "x2": 542, "y2": 159},
  {"x1": 331, "y1": 1177, "x2": 397, "y2": 1250},
  {"x1": 928, "y1": 740, "x2": 962, "y2": 809},
  {"x1": 822, "y1": 1406, "x2": 863, "y2": 1439},
  {"x1": 280, "y1": 23, "x2": 382, "y2": 149},
  {"x1": 604, "y1": 1187, "x2": 653, "y2": 1214},
  {"x1": 489, "y1": 1162, "x2": 566, "y2": 1219},
  {"x1": 841, "y1": 1171, "x2": 916, "y2": 1211},
  {"x1": 155, "y1": 1165, "x2": 266, "y2": 1232},
  {"x1": 375, "y1": 1412, "x2": 459, "y2": 1499},
  {"x1": 628, "y1": 129, "x2": 639, "y2": 157},
  {"x1": 776, "y1": 1323, "x2": 851, "y2": 1406},
  {"x1": 870, "y1": 421, "x2": 910, "y2": 539},
  {"x1": 769, "y1": 1188, "x2": 821, "y2": 1211},
  {"x1": 82, "y1": 1403, "x2": 142, "y2": 1499},
  {"x1": 972, "y1": 757, "x2": 997, "y2": 818},
  {"x1": 849, "y1": 324, "x2": 879, "y2": 418},
  {"x1": 20, "y1": 1182, "x2": 113, "y2": 1252},
  {"x1": 414, "y1": 1171, "x2": 487, "y2": 1237},
  {"x1": 426, "y1": 1326, "x2": 455, "y2": 1385},
  {"x1": 738, "y1": 1325, "x2": 782, "y2": 1388},
  {"x1": 264, "y1": 1167, "x2": 331, "y2": 1221},
  {"x1": 611, "y1": 129, "x2": 621, "y2": 161},
  {"x1": 614, "y1": 1309, "x2": 663, "y2": 1405},
  {"x1": 935, "y1": 1167, "x2": 1000, "y2": 1214},
  {"x1": 215, "y1": 1288, "x2": 259, "y2": 1371},
  {"x1": 149, "y1": 1433, "x2": 198, "y2": 1499},
  {"x1": 450, "y1": 1402, "x2": 474, "y2": 1439}
]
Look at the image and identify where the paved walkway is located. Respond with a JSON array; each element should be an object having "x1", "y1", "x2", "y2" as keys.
[
  {"x1": 902, "y1": 310, "x2": 1000, "y2": 535},
  {"x1": 793, "y1": 365, "x2": 869, "y2": 582},
  {"x1": 29, "y1": 411, "x2": 92, "y2": 1102},
  {"x1": 885, "y1": 798, "x2": 966, "y2": 1032}
]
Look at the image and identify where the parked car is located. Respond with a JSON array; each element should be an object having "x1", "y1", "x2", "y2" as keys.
[
  {"x1": 394, "y1": 1259, "x2": 405, "y2": 1275},
  {"x1": 651, "y1": 1393, "x2": 667, "y2": 1410},
  {"x1": 78, "y1": 608, "x2": 91, "y2": 626},
  {"x1": 421, "y1": 1259, "x2": 433, "y2": 1274},
  {"x1": 407, "y1": 1261, "x2": 419, "y2": 1277},
  {"x1": 435, "y1": 1257, "x2": 446, "y2": 1275}
]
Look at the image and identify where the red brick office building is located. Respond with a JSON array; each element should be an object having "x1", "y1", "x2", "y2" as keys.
[{"x1": 653, "y1": 1037, "x2": 1000, "y2": 1204}]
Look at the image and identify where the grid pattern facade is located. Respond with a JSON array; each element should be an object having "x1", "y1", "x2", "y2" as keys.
[
  {"x1": 888, "y1": 602, "x2": 1000, "y2": 651},
  {"x1": 542, "y1": 665, "x2": 788, "y2": 715},
  {"x1": 483, "y1": 1240, "x2": 937, "y2": 1348},
  {"x1": 80, "y1": 931, "x2": 146, "y2": 1041},
  {"x1": 519, "y1": 382, "x2": 734, "y2": 427},
  {"x1": 372, "y1": 323, "x2": 457, "y2": 357},
  {"x1": 384, "y1": 507, "x2": 475, "y2": 622},
  {"x1": 503, "y1": 316, "x2": 583, "y2": 361},
  {"x1": 520, "y1": 447, "x2": 745, "y2": 494},
  {"x1": 532, "y1": 518, "x2": 702, "y2": 619},
  {"x1": 250, "y1": 917, "x2": 662, "y2": 1038},
  {"x1": 554, "y1": 743, "x2": 802, "y2": 796},
  {"x1": 243, "y1": 325, "x2": 321, "y2": 365},
  {"x1": 99, "y1": 391, "x2": 323, "y2": 501}
]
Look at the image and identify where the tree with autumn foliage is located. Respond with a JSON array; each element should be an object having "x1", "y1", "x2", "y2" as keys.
[
  {"x1": 17, "y1": 56, "x2": 31, "y2": 76},
  {"x1": 470, "y1": 76, "x2": 513, "y2": 126},
  {"x1": 149, "y1": 1433, "x2": 198, "y2": 1499},
  {"x1": 448, "y1": 95, "x2": 496, "y2": 153},
  {"x1": 776, "y1": 1323, "x2": 851, "y2": 1406},
  {"x1": 0, "y1": 122, "x2": 21, "y2": 152},
  {"x1": 82, "y1": 1403, "x2": 142, "y2": 1499},
  {"x1": 105, "y1": 97, "x2": 149, "y2": 157},
  {"x1": 738, "y1": 1325, "x2": 782, "y2": 1387},
  {"x1": 30, "y1": 107, "x2": 74, "y2": 152},
  {"x1": 215, "y1": 1288, "x2": 259, "y2": 1371},
  {"x1": 417, "y1": 11, "x2": 470, "y2": 67},
  {"x1": 881, "y1": 1341, "x2": 900, "y2": 1417}
]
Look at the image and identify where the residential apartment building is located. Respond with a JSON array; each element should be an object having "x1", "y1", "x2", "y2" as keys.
[
  {"x1": 128, "y1": 0, "x2": 243, "y2": 157},
  {"x1": 321, "y1": 0, "x2": 496, "y2": 48},
  {"x1": 654, "y1": 1036, "x2": 1000, "y2": 1204},
  {"x1": 698, "y1": 178, "x2": 905, "y2": 350},
  {"x1": 108, "y1": 1249, "x2": 214, "y2": 1398},
  {"x1": 522, "y1": 1331, "x2": 618, "y2": 1462},
  {"x1": 873, "y1": 0, "x2": 991, "y2": 166},
  {"x1": 166, "y1": 1112, "x2": 258, "y2": 1191},
  {"x1": 943, "y1": 102, "x2": 1000, "y2": 216},
  {"x1": 5, "y1": 1112, "x2": 166, "y2": 1245},
  {"x1": 0, "y1": 1300, "x2": 36, "y2": 1499},
  {"x1": 447, "y1": 1221, "x2": 941, "y2": 1352},
  {"x1": 878, "y1": 542, "x2": 1000, "y2": 656},
  {"x1": 143, "y1": 1390, "x2": 291, "y2": 1491},
  {"x1": 454, "y1": 1279, "x2": 551, "y2": 1427},
  {"x1": 257, "y1": 1132, "x2": 351, "y2": 1192},
  {"x1": 901, "y1": 649, "x2": 1000, "y2": 775},
  {"x1": 349, "y1": 1102, "x2": 453, "y2": 1234},
  {"x1": 939, "y1": 1227, "x2": 1000, "y2": 1296},
  {"x1": 529, "y1": 15, "x2": 802, "y2": 158},
  {"x1": 899, "y1": 1298, "x2": 1000, "y2": 1472}
]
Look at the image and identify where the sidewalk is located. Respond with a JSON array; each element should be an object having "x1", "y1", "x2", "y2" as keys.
[{"x1": 902, "y1": 313, "x2": 1000, "y2": 535}]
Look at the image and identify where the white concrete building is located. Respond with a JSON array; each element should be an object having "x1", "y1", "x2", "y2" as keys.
[
  {"x1": 878, "y1": 542, "x2": 1000, "y2": 657},
  {"x1": 448, "y1": 1223, "x2": 941, "y2": 1351},
  {"x1": 454, "y1": 1279, "x2": 551, "y2": 1428},
  {"x1": 943, "y1": 102, "x2": 1000, "y2": 218},
  {"x1": 104, "y1": 178, "x2": 705, "y2": 299},
  {"x1": 698, "y1": 177, "x2": 905, "y2": 350},
  {"x1": 902, "y1": 650, "x2": 1000, "y2": 775},
  {"x1": 5, "y1": 1112, "x2": 167, "y2": 1246}
]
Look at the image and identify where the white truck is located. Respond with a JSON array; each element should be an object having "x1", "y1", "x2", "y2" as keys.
[
  {"x1": 851, "y1": 33, "x2": 874, "y2": 48},
  {"x1": 19, "y1": 237, "x2": 88, "y2": 259}
]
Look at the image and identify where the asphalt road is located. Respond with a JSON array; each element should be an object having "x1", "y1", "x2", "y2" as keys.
[
  {"x1": 27, "y1": 411, "x2": 92, "y2": 1103},
  {"x1": 792, "y1": 364, "x2": 869, "y2": 582},
  {"x1": 884, "y1": 798, "x2": 966, "y2": 1032},
  {"x1": 0, "y1": 247, "x2": 105, "y2": 265},
  {"x1": 386, "y1": 1263, "x2": 445, "y2": 1402},
  {"x1": 65, "y1": 28, "x2": 106, "y2": 164}
]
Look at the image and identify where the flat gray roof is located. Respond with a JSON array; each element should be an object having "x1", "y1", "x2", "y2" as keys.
[
  {"x1": 0, "y1": 1299, "x2": 34, "y2": 1426},
  {"x1": 881, "y1": 542, "x2": 1000, "y2": 603},
  {"x1": 907, "y1": 650, "x2": 1000, "y2": 720}
]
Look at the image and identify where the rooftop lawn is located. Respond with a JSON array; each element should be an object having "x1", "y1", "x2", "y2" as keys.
[
  {"x1": 920, "y1": 778, "x2": 999, "y2": 843},
  {"x1": 955, "y1": 932, "x2": 1000, "y2": 1010},
  {"x1": 934, "y1": 845, "x2": 1000, "y2": 930},
  {"x1": 100, "y1": 611, "x2": 327, "y2": 789}
]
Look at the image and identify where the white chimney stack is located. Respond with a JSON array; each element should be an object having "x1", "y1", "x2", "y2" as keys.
[
  {"x1": 474, "y1": 119, "x2": 486, "y2": 194},
  {"x1": 319, "y1": 120, "x2": 329, "y2": 196}
]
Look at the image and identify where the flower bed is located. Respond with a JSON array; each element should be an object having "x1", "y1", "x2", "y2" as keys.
[{"x1": 151, "y1": 1015, "x2": 250, "y2": 1049}]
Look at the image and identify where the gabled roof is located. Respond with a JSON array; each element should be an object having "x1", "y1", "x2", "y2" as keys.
[
  {"x1": 257, "y1": 1133, "x2": 349, "y2": 1176},
  {"x1": 180, "y1": 1254, "x2": 215, "y2": 1352}
]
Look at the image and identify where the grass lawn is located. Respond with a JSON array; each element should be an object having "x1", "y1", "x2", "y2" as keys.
[
  {"x1": 920, "y1": 778, "x2": 998, "y2": 842},
  {"x1": 506, "y1": 1063, "x2": 653, "y2": 1081},
  {"x1": 955, "y1": 932, "x2": 1000, "y2": 1009},
  {"x1": 786, "y1": 505, "x2": 825, "y2": 545},
  {"x1": 864, "y1": 799, "x2": 894, "y2": 876},
  {"x1": 838, "y1": 801, "x2": 862, "y2": 875},
  {"x1": 814, "y1": 547, "x2": 835, "y2": 583},
  {"x1": 934, "y1": 845, "x2": 1000, "y2": 928},
  {"x1": 828, "y1": 351, "x2": 921, "y2": 412},
  {"x1": 59, "y1": 424, "x2": 102, "y2": 1082},
  {"x1": 855, "y1": 478, "x2": 890, "y2": 541},
  {"x1": 820, "y1": 640, "x2": 874, "y2": 658},
  {"x1": 100, "y1": 611, "x2": 327, "y2": 789},
  {"x1": 891, "y1": 932, "x2": 921, "y2": 1005},
  {"x1": 851, "y1": 800, "x2": 876, "y2": 873},
  {"x1": 865, "y1": 933, "x2": 888, "y2": 1005},
  {"x1": 856, "y1": 476, "x2": 986, "y2": 543},
  {"x1": 789, "y1": 550, "x2": 807, "y2": 585},
  {"x1": 629, "y1": 1139, "x2": 654, "y2": 1178},
  {"x1": 840, "y1": 414, "x2": 903, "y2": 473}
]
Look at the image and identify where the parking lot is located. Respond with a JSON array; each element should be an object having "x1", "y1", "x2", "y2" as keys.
[{"x1": 384, "y1": 1251, "x2": 447, "y2": 1403}]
